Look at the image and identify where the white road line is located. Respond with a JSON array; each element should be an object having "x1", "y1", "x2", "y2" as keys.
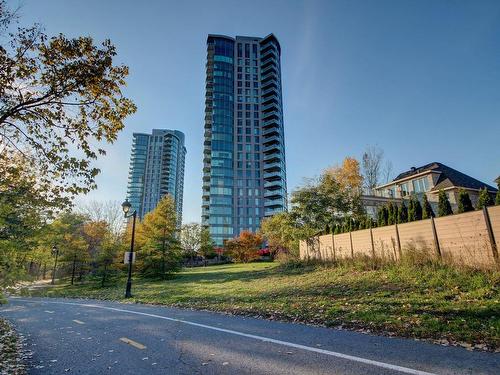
[{"x1": 11, "y1": 299, "x2": 437, "y2": 375}]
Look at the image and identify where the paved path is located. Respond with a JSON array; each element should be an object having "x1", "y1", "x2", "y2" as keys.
[{"x1": 1, "y1": 297, "x2": 498, "y2": 374}]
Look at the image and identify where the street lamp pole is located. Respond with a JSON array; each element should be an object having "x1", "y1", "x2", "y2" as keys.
[
  {"x1": 122, "y1": 199, "x2": 137, "y2": 298},
  {"x1": 51, "y1": 245, "x2": 59, "y2": 285}
]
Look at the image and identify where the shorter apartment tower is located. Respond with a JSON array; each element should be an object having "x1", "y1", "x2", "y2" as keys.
[{"x1": 126, "y1": 129, "x2": 186, "y2": 225}]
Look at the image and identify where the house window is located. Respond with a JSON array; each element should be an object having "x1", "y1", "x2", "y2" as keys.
[
  {"x1": 400, "y1": 182, "x2": 409, "y2": 197},
  {"x1": 412, "y1": 177, "x2": 429, "y2": 193}
]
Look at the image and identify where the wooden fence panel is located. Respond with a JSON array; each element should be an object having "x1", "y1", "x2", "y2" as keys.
[
  {"x1": 487, "y1": 205, "x2": 500, "y2": 251},
  {"x1": 319, "y1": 234, "x2": 334, "y2": 260},
  {"x1": 371, "y1": 225, "x2": 399, "y2": 260},
  {"x1": 397, "y1": 219, "x2": 436, "y2": 258},
  {"x1": 351, "y1": 229, "x2": 373, "y2": 257},
  {"x1": 434, "y1": 210, "x2": 494, "y2": 268},
  {"x1": 333, "y1": 233, "x2": 352, "y2": 259}
]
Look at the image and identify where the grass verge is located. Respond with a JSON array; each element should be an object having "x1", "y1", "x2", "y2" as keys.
[
  {"x1": 0, "y1": 318, "x2": 26, "y2": 375},
  {"x1": 25, "y1": 261, "x2": 500, "y2": 351}
]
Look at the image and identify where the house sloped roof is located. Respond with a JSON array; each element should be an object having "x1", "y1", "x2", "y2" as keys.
[{"x1": 393, "y1": 162, "x2": 497, "y2": 192}]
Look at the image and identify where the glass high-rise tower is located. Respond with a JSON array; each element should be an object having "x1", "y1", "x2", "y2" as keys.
[
  {"x1": 202, "y1": 34, "x2": 287, "y2": 246},
  {"x1": 126, "y1": 129, "x2": 186, "y2": 225}
]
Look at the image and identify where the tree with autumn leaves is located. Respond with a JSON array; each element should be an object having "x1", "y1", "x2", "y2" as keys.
[
  {"x1": 261, "y1": 157, "x2": 365, "y2": 258},
  {"x1": 0, "y1": 1, "x2": 135, "y2": 287},
  {"x1": 225, "y1": 231, "x2": 263, "y2": 263}
]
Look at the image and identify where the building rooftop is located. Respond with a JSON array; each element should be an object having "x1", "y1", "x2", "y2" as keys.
[{"x1": 392, "y1": 162, "x2": 497, "y2": 192}]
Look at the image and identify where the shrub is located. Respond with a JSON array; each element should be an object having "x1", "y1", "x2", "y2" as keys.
[
  {"x1": 438, "y1": 190, "x2": 453, "y2": 217},
  {"x1": 457, "y1": 189, "x2": 473, "y2": 213},
  {"x1": 397, "y1": 201, "x2": 408, "y2": 223},
  {"x1": 476, "y1": 187, "x2": 493, "y2": 210},
  {"x1": 422, "y1": 194, "x2": 435, "y2": 219}
]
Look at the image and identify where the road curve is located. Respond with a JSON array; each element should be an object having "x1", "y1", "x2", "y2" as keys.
[{"x1": 1, "y1": 297, "x2": 498, "y2": 374}]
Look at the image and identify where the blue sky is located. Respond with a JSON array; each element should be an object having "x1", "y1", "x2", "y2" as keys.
[{"x1": 17, "y1": 0, "x2": 500, "y2": 223}]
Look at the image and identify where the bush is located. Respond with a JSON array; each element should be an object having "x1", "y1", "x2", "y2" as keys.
[
  {"x1": 457, "y1": 189, "x2": 474, "y2": 213},
  {"x1": 422, "y1": 194, "x2": 435, "y2": 219},
  {"x1": 476, "y1": 187, "x2": 493, "y2": 210},
  {"x1": 438, "y1": 190, "x2": 453, "y2": 216}
]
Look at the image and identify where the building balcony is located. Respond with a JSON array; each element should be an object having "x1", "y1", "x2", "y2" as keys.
[
  {"x1": 261, "y1": 48, "x2": 278, "y2": 61},
  {"x1": 263, "y1": 143, "x2": 281, "y2": 153},
  {"x1": 262, "y1": 127, "x2": 279, "y2": 137},
  {"x1": 263, "y1": 134, "x2": 282, "y2": 145},
  {"x1": 264, "y1": 207, "x2": 285, "y2": 217},
  {"x1": 263, "y1": 161, "x2": 284, "y2": 172},
  {"x1": 262, "y1": 94, "x2": 280, "y2": 106},
  {"x1": 264, "y1": 180, "x2": 285, "y2": 190},
  {"x1": 262, "y1": 102, "x2": 280, "y2": 112},
  {"x1": 261, "y1": 79, "x2": 279, "y2": 92},
  {"x1": 264, "y1": 189, "x2": 285, "y2": 199},
  {"x1": 264, "y1": 198, "x2": 285, "y2": 208},
  {"x1": 262, "y1": 110, "x2": 280, "y2": 121},
  {"x1": 261, "y1": 63, "x2": 278, "y2": 76},
  {"x1": 261, "y1": 70, "x2": 279, "y2": 82},
  {"x1": 263, "y1": 170, "x2": 285, "y2": 181},
  {"x1": 263, "y1": 150, "x2": 282, "y2": 163},
  {"x1": 262, "y1": 117, "x2": 280, "y2": 128}
]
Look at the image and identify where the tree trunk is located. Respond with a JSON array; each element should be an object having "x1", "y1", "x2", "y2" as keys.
[
  {"x1": 71, "y1": 255, "x2": 77, "y2": 285},
  {"x1": 101, "y1": 263, "x2": 107, "y2": 287},
  {"x1": 161, "y1": 229, "x2": 166, "y2": 279}
]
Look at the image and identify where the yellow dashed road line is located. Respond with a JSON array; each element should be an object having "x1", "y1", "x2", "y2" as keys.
[{"x1": 120, "y1": 337, "x2": 146, "y2": 350}]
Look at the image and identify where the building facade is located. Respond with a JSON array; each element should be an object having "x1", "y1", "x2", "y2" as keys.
[
  {"x1": 126, "y1": 129, "x2": 186, "y2": 225},
  {"x1": 372, "y1": 162, "x2": 497, "y2": 213},
  {"x1": 202, "y1": 34, "x2": 287, "y2": 246}
]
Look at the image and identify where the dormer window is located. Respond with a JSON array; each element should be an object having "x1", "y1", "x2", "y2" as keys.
[{"x1": 412, "y1": 177, "x2": 429, "y2": 193}]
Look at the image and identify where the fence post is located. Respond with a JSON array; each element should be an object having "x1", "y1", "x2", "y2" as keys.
[
  {"x1": 483, "y1": 207, "x2": 499, "y2": 265},
  {"x1": 349, "y1": 231, "x2": 354, "y2": 259},
  {"x1": 430, "y1": 217, "x2": 442, "y2": 259},
  {"x1": 332, "y1": 233, "x2": 336, "y2": 262},
  {"x1": 370, "y1": 227, "x2": 375, "y2": 259},
  {"x1": 394, "y1": 223, "x2": 402, "y2": 260}
]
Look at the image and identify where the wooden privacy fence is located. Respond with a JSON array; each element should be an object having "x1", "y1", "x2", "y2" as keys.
[{"x1": 299, "y1": 205, "x2": 500, "y2": 270}]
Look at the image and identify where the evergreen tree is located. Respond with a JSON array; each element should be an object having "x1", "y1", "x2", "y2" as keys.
[
  {"x1": 422, "y1": 194, "x2": 435, "y2": 219},
  {"x1": 408, "y1": 197, "x2": 416, "y2": 222},
  {"x1": 457, "y1": 189, "x2": 473, "y2": 213},
  {"x1": 387, "y1": 202, "x2": 395, "y2": 225},
  {"x1": 397, "y1": 202, "x2": 408, "y2": 223},
  {"x1": 414, "y1": 197, "x2": 423, "y2": 220},
  {"x1": 334, "y1": 225, "x2": 340, "y2": 235},
  {"x1": 438, "y1": 190, "x2": 453, "y2": 217},
  {"x1": 476, "y1": 187, "x2": 493, "y2": 210},
  {"x1": 496, "y1": 178, "x2": 500, "y2": 205}
]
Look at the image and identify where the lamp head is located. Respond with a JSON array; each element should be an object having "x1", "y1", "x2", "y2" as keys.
[{"x1": 122, "y1": 199, "x2": 132, "y2": 215}]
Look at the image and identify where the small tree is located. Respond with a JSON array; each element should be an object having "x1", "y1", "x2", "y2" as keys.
[
  {"x1": 137, "y1": 195, "x2": 181, "y2": 279},
  {"x1": 422, "y1": 194, "x2": 435, "y2": 219},
  {"x1": 199, "y1": 227, "x2": 215, "y2": 259},
  {"x1": 408, "y1": 197, "x2": 416, "y2": 222},
  {"x1": 495, "y1": 178, "x2": 500, "y2": 205},
  {"x1": 414, "y1": 197, "x2": 422, "y2": 220},
  {"x1": 397, "y1": 201, "x2": 408, "y2": 223},
  {"x1": 438, "y1": 190, "x2": 453, "y2": 216},
  {"x1": 225, "y1": 231, "x2": 262, "y2": 263},
  {"x1": 457, "y1": 189, "x2": 473, "y2": 213},
  {"x1": 377, "y1": 206, "x2": 387, "y2": 226},
  {"x1": 387, "y1": 202, "x2": 396, "y2": 225},
  {"x1": 476, "y1": 187, "x2": 493, "y2": 210}
]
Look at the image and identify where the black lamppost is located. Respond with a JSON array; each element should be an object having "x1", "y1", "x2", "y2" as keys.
[
  {"x1": 51, "y1": 245, "x2": 59, "y2": 285},
  {"x1": 122, "y1": 199, "x2": 137, "y2": 298}
]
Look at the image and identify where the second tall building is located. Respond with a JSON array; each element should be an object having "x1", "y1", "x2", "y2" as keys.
[{"x1": 202, "y1": 34, "x2": 287, "y2": 246}]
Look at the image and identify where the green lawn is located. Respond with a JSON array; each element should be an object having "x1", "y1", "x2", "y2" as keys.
[{"x1": 25, "y1": 261, "x2": 500, "y2": 351}]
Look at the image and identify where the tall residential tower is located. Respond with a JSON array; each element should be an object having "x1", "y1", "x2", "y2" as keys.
[
  {"x1": 202, "y1": 34, "x2": 287, "y2": 246},
  {"x1": 126, "y1": 129, "x2": 186, "y2": 225}
]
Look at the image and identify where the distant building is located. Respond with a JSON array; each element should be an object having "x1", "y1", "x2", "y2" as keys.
[
  {"x1": 202, "y1": 34, "x2": 288, "y2": 246},
  {"x1": 126, "y1": 129, "x2": 186, "y2": 225},
  {"x1": 372, "y1": 162, "x2": 497, "y2": 213}
]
